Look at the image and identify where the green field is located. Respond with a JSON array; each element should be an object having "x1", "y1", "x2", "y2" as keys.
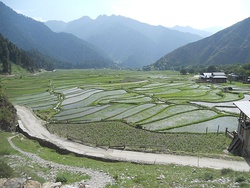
[
  {"x1": 2, "y1": 132, "x2": 250, "y2": 188},
  {"x1": 2, "y1": 69, "x2": 250, "y2": 187},
  {"x1": 1, "y1": 69, "x2": 248, "y2": 154}
]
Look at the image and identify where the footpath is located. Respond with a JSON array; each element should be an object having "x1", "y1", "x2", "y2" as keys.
[{"x1": 15, "y1": 105, "x2": 250, "y2": 172}]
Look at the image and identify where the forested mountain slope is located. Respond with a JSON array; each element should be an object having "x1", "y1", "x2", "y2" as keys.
[
  {"x1": 0, "y1": 2, "x2": 115, "y2": 69},
  {"x1": 152, "y1": 17, "x2": 250, "y2": 70}
]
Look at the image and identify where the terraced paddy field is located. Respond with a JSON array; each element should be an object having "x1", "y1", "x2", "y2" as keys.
[{"x1": 2, "y1": 69, "x2": 250, "y2": 155}]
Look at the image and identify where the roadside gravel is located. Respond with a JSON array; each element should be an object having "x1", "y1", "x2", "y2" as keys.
[{"x1": 7, "y1": 135, "x2": 114, "y2": 188}]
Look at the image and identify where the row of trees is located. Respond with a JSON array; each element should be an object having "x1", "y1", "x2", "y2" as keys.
[
  {"x1": 0, "y1": 34, "x2": 34, "y2": 74},
  {"x1": 180, "y1": 64, "x2": 250, "y2": 80},
  {"x1": 0, "y1": 34, "x2": 57, "y2": 74}
]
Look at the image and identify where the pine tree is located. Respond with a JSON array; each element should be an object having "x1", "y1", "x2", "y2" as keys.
[{"x1": 2, "y1": 41, "x2": 10, "y2": 73}]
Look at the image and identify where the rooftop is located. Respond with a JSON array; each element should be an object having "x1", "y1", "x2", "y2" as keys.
[{"x1": 234, "y1": 101, "x2": 250, "y2": 118}]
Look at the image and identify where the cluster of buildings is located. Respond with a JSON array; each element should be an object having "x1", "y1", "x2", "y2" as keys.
[{"x1": 198, "y1": 72, "x2": 227, "y2": 83}]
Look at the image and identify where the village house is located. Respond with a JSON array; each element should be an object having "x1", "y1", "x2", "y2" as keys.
[
  {"x1": 199, "y1": 72, "x2": 227, "y2": 83},
  {"x1": 228, "y1": 101, "x2": 250, "y2": 156}
]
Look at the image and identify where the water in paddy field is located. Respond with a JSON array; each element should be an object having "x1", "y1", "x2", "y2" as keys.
[{"x1": 166, "y1": 116, "x2": 238, "y2": 133}]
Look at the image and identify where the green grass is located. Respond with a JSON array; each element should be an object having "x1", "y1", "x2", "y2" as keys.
[
  {"x1": 56, "y1": 171, "x2": 90, "y2": 184},
  {"x1": 1, "y1": 69, "x2": 244, "y2": 133},
  {"x1": 3, "y1": 133, "x2": 249, "y2": 188},
  {"x1": 47, "y1": 121, "x2": 231, "y2": 156},
  {"x1": 2, "y1": 70, "x2": 250, "y2": 187}
]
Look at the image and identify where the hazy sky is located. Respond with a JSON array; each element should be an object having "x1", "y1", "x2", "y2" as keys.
[{"x1": 1, "y1": 0, "x2": 250, "y2": 29}]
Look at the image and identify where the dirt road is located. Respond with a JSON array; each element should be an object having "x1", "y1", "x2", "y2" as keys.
[
  {"x1": 7, "y1": 135, "x2": 113, "y2": 188},
  {"x1": 15, "y1": 105, "x2": 250, "y2": 172}
]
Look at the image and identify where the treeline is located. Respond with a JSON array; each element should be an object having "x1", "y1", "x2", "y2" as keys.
[
  {"x1": 0, "y1": 34, "x2": 35, "y2": 73},
  {"x1": 177, "y1": 64, "x2": 250, "y2": 80},
  {"x1": 0, "y1": 34, "x2": 57, "y2": 74}
]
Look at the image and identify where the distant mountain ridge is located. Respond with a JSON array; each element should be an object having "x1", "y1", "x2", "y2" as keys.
[
  {"x1": 152, "y1": 17, "x2": 250, "y2": 70},
  {"x1": 0, "y1": 2, "x2": 115, "y2": 69},
  {"x1": 46, "y1": 15, "x2": 202, "y2": 68},
  {"x1": 171, "y1": 26, "x2": 212, "y2": 38}
]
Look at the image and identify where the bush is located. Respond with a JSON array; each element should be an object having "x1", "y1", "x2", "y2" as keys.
[
  {"x1": 236, "y1": 175, "x2": 246, "y2": 183},
  {"x1": 203, "y1": 172, "x2": 214, "y2": 181},
  {"x1": 239, "y1": 182, "x2": 250, "y2": 188},
  {"x1": 0, "y1": 159, "x2": 13, "y2": 178},
  {"x1": 221, "y1": 168, "x2": 233, "y2": 175},
  {"x1": 0, "y1": 149, "x2": 11, "y2": 156},
  {"x1": 56, "y1": 172, "x2": 67, "y2": 184}
]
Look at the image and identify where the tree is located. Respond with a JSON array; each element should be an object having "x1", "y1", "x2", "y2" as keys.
[
  {"x1": 188, "y1": 68, "x2": 195, "y2": 74},
  {"x1": 207, "y1": 65, "x2": 217, "y2": 72},
  {"x1": 2, "y1": 42, "x2": 10, "y2": 73},
  {"x1": 180, "y1": 69, "x2": 187, "y2": 75}
]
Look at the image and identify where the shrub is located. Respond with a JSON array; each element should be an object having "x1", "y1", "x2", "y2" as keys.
[
  {"x1": 239, "y1": 182, "x2": 250, "y2": 188},
  {"x1": 56, "y1": 172, "x2": 67, "y2": 184},
  {"x1": 0, "y1": 149, "x2": 11, "y2": 156},
  {"x1": 203, "y1": 172, "x2": 214, "y2": 181},
  {"x1": 236, "y1": 175, "x2": 246, "y2": 183},
  {"x1": 0, "y1": 159, "x2": 13, "y2": 178},
  {"x1": 221, "y1": 168, "x2": 233, "y2": 175}
]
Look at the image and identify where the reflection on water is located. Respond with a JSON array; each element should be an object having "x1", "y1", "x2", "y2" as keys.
[
  {"x1": 191, "y1": 94, "x2": 250, "y2": 114},
  {"x1": 166, "y1": 116, "x2": 238, "y2": 133}
]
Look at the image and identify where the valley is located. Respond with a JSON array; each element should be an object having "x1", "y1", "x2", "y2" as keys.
[
  {"x1": 0, "y1": 1, "x2": 250, "y2": 187},
  {"x1": 2, "y1": 69, "x2": 250, "y2": 187}
]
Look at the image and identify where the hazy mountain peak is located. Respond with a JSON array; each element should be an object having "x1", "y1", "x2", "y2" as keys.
[
  {"x1": 74, "y1": 15, "x2": 93, "y2": 23},
  {"x1": 171, "y1": 25, "x2": 212, "y2": 38},
  {"x1": 44, "y1": 14, "x2": 202, "y2": 68},
  {"x1": 45, "y1": 20, "x2": 67, "y2": 32}
]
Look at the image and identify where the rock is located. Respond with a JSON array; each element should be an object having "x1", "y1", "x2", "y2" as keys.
[
  {"x1": 24, "y1": 180, "x2": 41, "y2": 188},
  {"x1": 79, "y1": 183, "x2": 86, "y2": 188},
  {"x1": 42, "y1": 182, "x2": 62, "y2": 188},
  {"x1": 1, "y1": 178, "x2": 26, "y2": 188},
  {"x1": 0, "y1": 178, "x2": 7, "y2": 186},
  {"x1": 157, "y1": 174, "x2": 165, "y2": 180}
]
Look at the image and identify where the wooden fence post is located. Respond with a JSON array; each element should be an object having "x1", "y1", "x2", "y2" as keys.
[{"x1": 217, "y1": 125, "x2": 220, "y2": 135}]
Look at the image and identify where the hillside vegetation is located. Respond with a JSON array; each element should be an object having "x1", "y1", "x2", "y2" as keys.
[
  {"x1": 0, "y1": 91, "x2": 17, "y2": 132},
  {"x1": 0, "y1": 2, "x2": 115, "y2": 69},
  {"x1": 0, "y1": 34, "x2": 35, "y2": 74},
  {"x1": 151, "y1": 17, "x2": 250, "y2": 70}
]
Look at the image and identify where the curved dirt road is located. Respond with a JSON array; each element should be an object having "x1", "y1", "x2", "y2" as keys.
[
  {"x1": 15, "y1": 105, "x2": 250, "y2": 172},
  {"x1": 7, "y1": 135, "x2": 113, "y2": 188}
]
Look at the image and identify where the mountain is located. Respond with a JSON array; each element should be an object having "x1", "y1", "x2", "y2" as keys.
[
  {"x1": 45, "y1": 15, "x2": 202, "y2": 68},
  {"x1": 0, "y1": 2, "x2": 115, "y2": 69},
  {"x1": 171, "y1": 26, "x2": 212, "y2": 38},
  {"x1": 151, "y1": 17, "x2": 250, "y2": 70},
  {"x1": 204, "y1": 26, "x2": 224, "y2": 34},
  {"x1": 45, "y1": 20, "x2": 67, "y2": 33},
  {"x1": 0, "y1": 33, "x2": 34, "y2": 73}
]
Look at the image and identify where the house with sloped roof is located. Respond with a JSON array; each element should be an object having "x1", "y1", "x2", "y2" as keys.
[
  {"x1": 228, "y1": 101, "x2": 250, "y2": 156},
  {"x1": 211, "y1": 72, "x2": 227, "y2": 83},
  {"x1": 199, "y1": 72, "x2": 227, "y2": 83}
]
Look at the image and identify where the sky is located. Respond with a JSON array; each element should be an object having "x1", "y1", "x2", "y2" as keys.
[{"x1": 1, "y1": 0, "x2": 250, "y2": 30}]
